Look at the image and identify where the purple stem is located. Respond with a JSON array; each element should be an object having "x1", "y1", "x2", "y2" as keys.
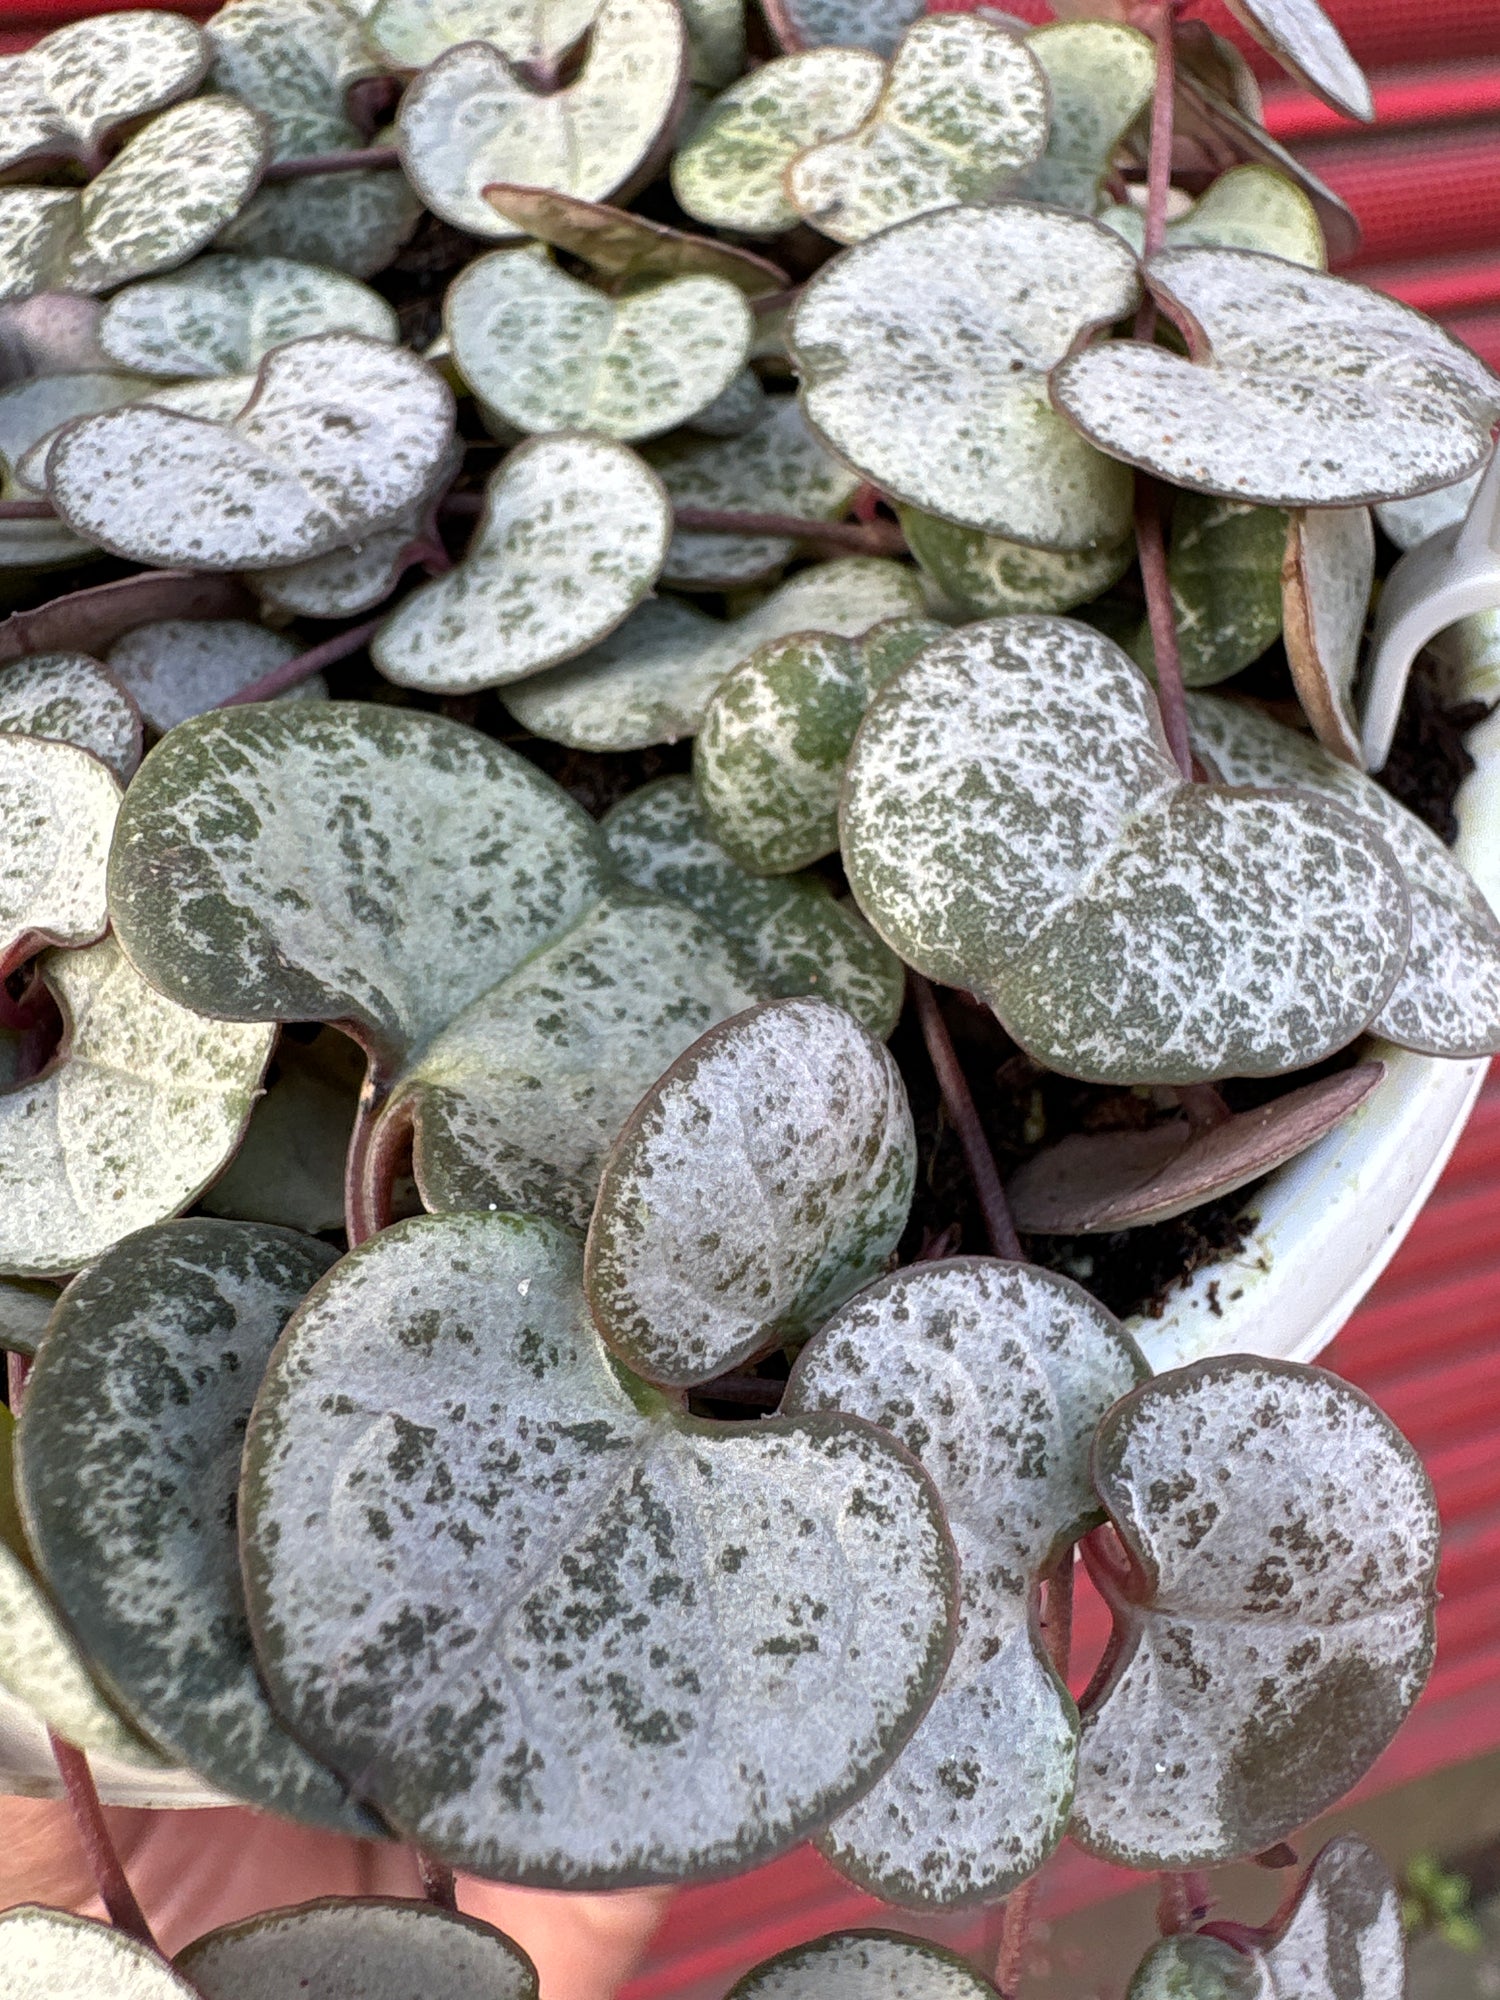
[
  {"x1": 911, "y1": 975, "x2": 1022, "y2": 1261},
  {"x1": 220, "y1": 615, "x2": 385, "y2": 707},
  {"x1": 49, "y1": 1735, "x2": 159, "y2": 1954},
  {"x1": 262, "y1": 145, "x2": 401, "y2": 182}
]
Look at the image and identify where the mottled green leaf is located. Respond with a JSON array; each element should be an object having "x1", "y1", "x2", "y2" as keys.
[
  {"x1": 787, "y1": 1260, "x2": 1145, "y2": 1905},
  {"x1": 1130, "y1": 495, "x2": 1287, "y2": 688},
  {"x1": 398, "y1": 0, "x2": 687, "y2": 236},
  {"x1": 1172, "y1": 164, "x2": 1325, "y2": 266},
  {"x1": 0, "y1": 1908, "x2": 198, "y2": 1998},
  {"x1": 0, "y1": 97, "x2": 268, "y2": 307},
  {"x1": 842, "y1": 616, "x2": 1410, "y2": 1083},
  {"x1": 1189, "y1": 690, "x2": 1500, "y2": 1058},
  {"x1": 481, "y1": 184, "x2": 786, "y2": 297},
  {"x1": 0, "y1": 11, "x2": 207, "y2": 173},
  {"x1": 372, "y1": 434, "x2": 670, "y2": 694},
  {"x1": 1017, "y1": 21, "x2": 1155, "y2": 213},
  {"x1": 370, "y1": 0, "x2": 598, "y2": 72},
  {"x1": 786, "y1": 17, "x2": 1048, "y2": 245},
  {"x1": 0, "y1": 652, "x2": 140, "y2": 781},
  {"x1": 0, "y1": 731, "x2": 119, "y2": 976},
  {"x1": 383, "y1": 888, "x2": 762, "y2": 1227},
  {"x1": 108, "y1": 700, "x2": 610, "y2": 1075},
  {"x1": 0, "y1": 369, "x2": 151, "y2": 568},
  {"x1": 603, "y1": 776, "x2": 905, "y2": 1034},
  {"x1": 99, "y1": 255, "x2": 397, "y2": 380},
  {"x1": 201, "y1": 1028, "x2": 359, "y2": 1236},
  {"x1": 1054, "y1": 249, "x2": 1500, "y2": 508},
  {"x1": 1127, "y1": 1935, "x2": 1265, "y2": 2000},
  {"x1": 206, "y1": 0, "x2": 382, "y2": 157},
  {"x1": 48, "y1": 333, "x2": 454, "y2": 571},
  {"x1": 0, "y1": 1281, "x2": 55, "y2": 1359},
  {"x1": 728, "y1": 1932, "x2": 999, "y2": 2000},
  {"x1": 1376, "y1": 464, "x2": 1482, "y2": 552},
  {"x1": 1225, "y1": 0, "x2": 1372, "y2": 121},
  {"x1": 17, "y1": 1220, "x2": 374, "y2": 1828},
  {"x1": 672, "y1": 48, "x2": 885, "y2": 235},
  {"x1": 791, "y1": 204, "x2": 1140, "y2": 548},
  {"x1": 0, "y1": 938, "x2": 272, "y2": 1278},
  {"x1": 217, "y1": 162, "x2": 423, "y2": 283},
  {"x1": 688, "y1": 367, "x2": 766, "y2": 437},
  {"x1": 1073, "y1": 1357, "x2": 1439, "y2": 1867},
  {"x1": 899, "y1": 508, "x2": 1132, "y2": 619},
  {"x1": 107, "y1": 618, "x2": 322, "y2": 732},
  {"x1": 447, "y1": 245, "x2": 752, "y2": 441},
  {"x1": 1282, "y1": 506, "x2": 1373, "y2": 765},
  {"x1": 506, "y1": 555, "x2": 924, "y2": 749},
  {"x1": 178, "y1": 1899, "x2": 541, "y2": 2000},
  {"x1": 586, "y1": 997, "x2": 914, "y2": 1386},
  {"x1": 242, "y1": 1209, "x2": 956, "y2": 1883}
]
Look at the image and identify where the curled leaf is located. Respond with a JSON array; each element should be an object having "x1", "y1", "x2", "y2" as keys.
[
  {"x1": 242, "y1": 1209, "x2": 956, "y2": 1884},
  {"x1": 791, "y1": 204, "x2": 1140, "y2": 548},
  {"x1": 1073, "y1": 1357, "x2": 1439, "y2": 1867},
  {"x1": 1224, "y1": 0, "x2": 1372, "y2": 122},
  {"x1": 0, "y1": 11, "x2": 208, "y2": 174},
  {"x1": 1376, "y1": 463, "x2": 1484, "y2": 552},
  {"x1": 786, "y1": 1259, "x2": 1146, "y2": 1905},
  {"x1": 1282, "y1": 507, "x2": 1375, "y2": 766},
  {"x1": 1017, "y1": 21, "x2": 1155, "y2": 214},
  {"x1": 482, "y1": 184, "x2": 787, "y2": 298},
  {"x1": 107, "y1": 619, "x2": 321, "y2": 732},
  {"x1": 0, "y1": 652, "x2": 141, "y2": 781},
  {"x1": 899, "y1": 508, "x2": 1132, "y2": 619},
  {"x1": 0, "y1": 731, "x2": 120, "y2": 976}
]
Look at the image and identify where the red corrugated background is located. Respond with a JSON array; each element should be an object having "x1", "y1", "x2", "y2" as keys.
[{"x1": 4, "y1": 0, "x2": 1499, "y2": 1982}]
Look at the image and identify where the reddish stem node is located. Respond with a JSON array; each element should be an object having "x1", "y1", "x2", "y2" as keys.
[
  {"x1": 418, "y1": 1852, "x2": 459, "y2": 1909},
  {"x1": 221, "y1": 615, "x2": 385, "y2": 707},
  {"x1": 911, "y1": 975, "x2": 1022, "y2": 1261},
  {"x1": 48, "y1": 1736, "x2": 159, "y2": 1954}
]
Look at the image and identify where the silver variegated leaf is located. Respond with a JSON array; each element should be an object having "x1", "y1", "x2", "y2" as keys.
[
  {"x1": 1129, "y1": 494, "x2": 1288, "y2": 688},
  {"x1": 1376, "y1": 462, "x2": 1484, "y2": 552},
  {"x1": 0, "y1": 1909, "x2": 198, "y2": 1998},
  {"x1": 1224, "y1": 0, "x2": 1373, "y2": 122},
  {"x1": 381, "y1": 888, "x2": 763, "y2": 1228},
  {"x1": 1053, "y1": 249, "x2": 1500, "y2": 508},
  {"x1": 1282, "y1": 507, "x2": 1374, "y2": 765},
  {"x1": 785, "y1": 18, "x2": 1049, "y2": 246},
  {"x1": 899, "y1": 508, "x2": 1132, "y2": 619},
  {"x1": 602, "y1": 777, "x2": 905, "y2": 1035},
  {"x1": 0, "y1": 11, "x2": 208, "y2": 174},
  {"x1": 1016, "y1": 21, "x2": 1155, "y2": 214},
  {"x1": 17, "y1": 1220, "x2": 373, "y2": 1829},
  {"x1": 0, "y1": 731, "x2": 119, "y2": 976},
  {"x1": 0, "y1": 938, "x2": 273, "y2": 1278},
  {"x1": 1189, "y1": 691, "x2": 1500, "y2": 1058},
  {"x1": 790, "y1": 205, "x2": 1140, "y2": 549},
  {"x1": 447, "y1": 246, "x2": 752, "y2": 442},
  {"x1": 177, "y1": 1899, "x2": 541, "y2": 2000},
  {"x1": 1072, "y1": 1357, "x2": 1439, "y2": 1868},
  {"x1": 786, "y1": 1260, "x2": 1146, "y2": 1906},
  {"x1": 205, "y1": 0, "x2": 382, "y2": 162},
  {"x1": 48, "y1": 333, "x2": 454, "y2": 571},
  {"x1": 217, "y1": 162, "x2": 422, "y2": 283},
  {"x1": 201, "y1": 1028, "x2": 360, "y2": 1236},
  {"x1": 728, "y1": 1932, "x2": 999, "y2": 2000},
  {"x1": 99, "y1": 254, "x2": 397, "y2": 379},
  {"x1": 106, "y1": 618, "x2": 322, "y2": 731},
  {"x1": 373, "y1": 434, "x2": 670, "y2": 694},
  {"x1": 0, "y1": 371, "x2": 147, "y2": 569},
  {"x1": 0, "y1": 652, "x2": 141, "y2": 781},
  {"x1": 841, "y1": 616, "x2": 1411, "y2": 1084},
  {"x1": 371, "y1": 0, "x2": 599, "y2": 72},
  {"x1": 397, "y1": 0, "x2": 687, "y2": 236},
  {"x1": 108, "y1": 701, "x2": 611, "y2": 1075},
  {"x1": 242, "y1": 1209, "x2": 956, "y2": 1883},
  {"x1": 506, "y1": 555, "x2": 925, "y2": 749},
  {"x1": 585, "y1": 996, "x2": 914, "y2": 1386},
  {"x1": 672, "y1": 48, "x2": 885, "y2": 236},
  {"x1": 0, "y1": 97, "x2": 268, "y2": 307}
]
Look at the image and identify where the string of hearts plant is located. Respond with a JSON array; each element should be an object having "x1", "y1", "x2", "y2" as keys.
[{"x1": 0, "y1": 0, "x2": 1494, "y2": 1995}]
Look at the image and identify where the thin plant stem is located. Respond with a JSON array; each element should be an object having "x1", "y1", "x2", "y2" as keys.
[
  {"x1": 0, "y1": 500, "x2": 55, "y2": 520},
  {"x1": 344, "y1": 1084, "x2": 407, "y2": 1247},
  {"x1": 1138, "y1": 2, "x2": 1178, "y2": 271},
  {"x1": 48, "y1": 1735, "x2": 159, "y2": 1953},
  {"x1": 673, "y1": 506, "x2": 906, "y2": 555},
  {"x1": 911, "y1": 975, "x2": 1022, "y2": 1261},
  {"x1": 994, "y1": 1551, "x2": 1075, "y2": 1996},
  {"x1": 221, "y1": 615, "x2": 385, "y2": 707},
  {"x1": 7, "y1": 1349, "x2": 29, "y2": 1408},
  {"x1": 418, "y1": 1852, "x2": 459, "y2": 1909},
  {"x1": 1158, "y1": 1870, "x2": 1213, "y2": 1935},
  {"x1": 263, "y1": 145, "x2": 401, "y2": 182}
]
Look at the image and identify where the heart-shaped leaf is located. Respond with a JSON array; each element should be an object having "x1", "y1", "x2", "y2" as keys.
[
  {"x1": 694, "y1": 617, "x2": 941, "y2": 874},
  {"x1": 728, "y1": 1932, "x2": 999, "y2": 2000},
  {"x1": 48, "y1": 333, "x2": 455, "y2": 571},
  {"x1": 0, "y1": 731, "x2": 120, "y2": 978},
  {"x1": 447, "y1": 246, "x2": 752, "y2": 441},
  {"x1": 1053, "y1": 249, "x2": 1500, "y2": 508},
  {"x1": 1282, "y1": 507, "x2": 1374, "y2": 766},
  {"x1": 106, "y1": 618, "x2": 323, "y2": 732},
  {"x1": 672, "y1": 48, "x2": 886, "y2": 236},
  {"x1": 1224, "y1": 0, "x2": 1372, "y2": 122},
  {"x1": 791, "y1": 204, "x2": 1141, "y2": 549},
  {"x1": 0, "y1": 97, "x2": 269, "y2": 306},
  {"x1": 842, "y1": 616, "x2": 1411, "y2": 1084},
  {"x1": 108, "y1": 701, "x2": 611, "y2": 1076},
  {"x1": 0, "y1": 1908, "x2": 198, "y2": 1998},
  {"x1": 201, "y1": 1028, "x2": 360, "y2": 1236},
  {"x1": 1169, "y1": 164, "x2": 1326, "y2": 267},
  {"x1": 1008, "y1": 1062, "x2": 1384, "y2": 1234},
  {"x1": 372, "y1": 434, "x2": 670, "y2": 694},
  {"x1": 1072, "y1": 1356, "x2": 1439, "y2": 1868},
  {"x1": 785, "y1": 18, "x2": 1049, "y2": 246},
  {"x1": 482, "y1": 185, "x2": 787, "y2": 298},
  {"x1": 585, "y1": 996, "x2": 915, "y2": 1387},
  {"x1": 1128, "y1": 1837, "x2": 1404, "y2": 2000},
  {"x1": 603, "y1": 776, "x2": 906, "y2": 1034},
  {"x1": 0, "y1": 1281, "x2": 56, "y2": 1359},
  {"x1": 0, "y1": 652, "x2": 141, "y2": 781},
  {"x1": 1129, "y1": 494, "x2": 1288, "y2": 688},
  {"x1": 242, "y1": 1208, "x2": 956, "y2": 1883},
  {"x1": 16, "y1": 1219, "x2": 377, "y2": 1829},
  {"x1": 177, "y1": 1899, "x2": 541, "y2": 2000},
  {"x1": 898, "y1": 509, "x2": 1133, "y2": 619},
  {"x1": 99, "y1": 254, "x2": 398, "y2": 380},
  {"x1": 1016, "y1": 22, "x2": 1155, "y2": 214},
  {"x1": 648, "y1": 395, "x2": 862, "y2": 588},
  {"x1": 1376, "y1": 464, "x2": 1483, "y2": 552},
  {"x1": 206, "y1": 0, "x2": 382, "y2": 154},
  {"x1": 0, "y1": 368, "x2": 153, "y2": 567},
  {"x1": 377, "y1": 888, "x2": 762, "y2": 1227},
  {"x1": 371, "y1": 0, "x2": 598, "y2": 74},
  {"x1": 0, "y1": 11, "x2": 208, "y2": 174},
  {"x1": 397, "y1": 0, "x2": 688, "y2": 237},
  {"x1": 786, "y1": 1259, "x2": 1146, "y2": 1905},
  {"x1": 506, "y1": 555, "x2": 925, "y2": 748},
  {"x1": 217, "y1": 164, "x2": 424, "y2": 282},
  {"x1": 0, "y1": 938, "x2": 273, "y2": 1278},
  {"x1": 1188, "y1": 691, "x2": 1500, "y2": 1059},
  {"x1": 0, "y1": 1407, "x2": 165, "y2": 1770},
  {"x1": 761, "y1": 0, "x2": 923, "y2": 57}
]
